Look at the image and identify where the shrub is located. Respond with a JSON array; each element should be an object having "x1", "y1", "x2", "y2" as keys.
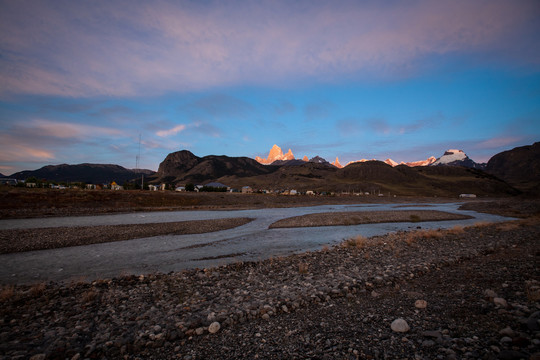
[{"x1": 343, "y1": 235, "x2": 368, "y2": 249}]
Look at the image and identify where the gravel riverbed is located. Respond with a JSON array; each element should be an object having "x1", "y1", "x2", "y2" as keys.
[{"x1": 1, "y1": 217, "x2": 539, "y2": 359}]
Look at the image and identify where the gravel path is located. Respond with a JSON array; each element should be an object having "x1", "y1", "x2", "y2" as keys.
[
  {"x1": 269, "y1": 210, "x2": 472, "y2": 228},
  {"x1": 1, "y1": 218, "x2": 538, "y2": 359},
  {"x1": 0, "y1": 218, "x2": 253, "y2": 254}
]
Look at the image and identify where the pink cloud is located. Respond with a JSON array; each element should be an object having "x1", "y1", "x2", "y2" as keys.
[
  {"x1": 475, "y1": 136, "x2": 524, "y2": 149},
  {"x1": 156, "y1": 124, "x2": 186, "y2": 137},
  {"x1": 30, "y1": 120, "x2": 123, "y2": 139},
  {"x1": 0, "y1": 0, "x2": 537, "y2": 97}
]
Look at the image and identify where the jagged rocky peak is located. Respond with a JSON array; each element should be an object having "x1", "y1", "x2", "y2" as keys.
[
  {"x1": 255, "y1": 144, "x2": 295, "y2": 165},
  {"x1": 331, "y1": 157, "x2": 343, "y2": 168}
]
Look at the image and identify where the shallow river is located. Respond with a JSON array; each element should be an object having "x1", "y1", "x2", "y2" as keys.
[{"x1": 0, "y1": 203, "x2": 513, "y2": 284}]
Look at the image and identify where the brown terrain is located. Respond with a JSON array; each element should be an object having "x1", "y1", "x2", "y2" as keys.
[
  {"x1": 0, "y1": 190, "x2": 539, "y2": 359},
  {"x1": 0, "y1": 187, "x2": 460, "y2": 219}
]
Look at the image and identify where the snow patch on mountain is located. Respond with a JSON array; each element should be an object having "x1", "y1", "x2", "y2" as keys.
[{"x1": 432, "y1": 149, "x2": 467, "y2": 165}]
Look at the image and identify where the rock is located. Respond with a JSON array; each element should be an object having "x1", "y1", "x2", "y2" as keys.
[
  {"x1": 494, "y1": 297, "x2": 508, "y2": 308},
  {"x1": 29, "y1": 355, "x2": 46, "y2": 360},
  {"x1": 500, "y1": 336, "x2": 512, "y2": 344},
  {"x1": 195, "y1": 327, "x2": 204, "y2": 336},
  {"x1": 390, "y1": 318, "x2": 410, "y2": 333},
  {"x1": 497, "y1": 350, "x2": 529, "y2": 360},
  {"x1": 422, "y1": 339, "x2": 435, "y2": 347},
  {"x1": 208, "y1": 322, "x2": 220, "y2": 334},
  {"x1": 484, "y1": 289, "x2": 498, "y2": 299},
  {"x1": 414, "y1": 299, "x2": 427, "y2": 309},
  {"x1": 499, "y1": 327, "x2": 514, "y2": 337}
]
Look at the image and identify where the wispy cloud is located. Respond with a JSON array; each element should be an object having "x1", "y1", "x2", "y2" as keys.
[
  {"x1": 28, "y1": 119, "x2": 123, "y2": 139},
  {"x1": 1, "y1": 0, "x2": 537, "y2": 98},
  {"x1": 156, "y1": 124, "x2": 186, "y2": 137}
]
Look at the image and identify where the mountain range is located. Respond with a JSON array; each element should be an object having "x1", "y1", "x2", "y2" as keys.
[
  {"x1": 4, "y1": 142, "x2": 539, "y2": 196},
  {"x1": 254, "y1": 144, "x2": 481, "y2": 169},
  {"x1": 8, "y1": 164, "x2": 153, "y2": 184}
]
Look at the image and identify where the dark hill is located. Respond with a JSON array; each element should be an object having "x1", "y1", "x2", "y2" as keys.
[
  {"x1": 486, "y1": 142, "x2": 540, "y2": 194},
  {"x1": 154, "y1": 150, "x2": 279, "y2": 184},
  {"x1": 10, "y1": 164, "x2": 153, "y2": 184}
]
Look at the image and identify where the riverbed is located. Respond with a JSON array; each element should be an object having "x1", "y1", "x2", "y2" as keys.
[{"x1": 0, "y1": 202, "x2": 513, "y2": 284}]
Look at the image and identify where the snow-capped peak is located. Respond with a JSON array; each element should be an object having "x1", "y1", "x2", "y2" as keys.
[{"x1": 432, "y1": 149, "x2": 467, "y2": 165}]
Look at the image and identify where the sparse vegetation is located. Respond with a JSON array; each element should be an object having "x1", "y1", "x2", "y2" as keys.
[{"x1": 343, "y1": 235, "x2": 368, "y2": 249}]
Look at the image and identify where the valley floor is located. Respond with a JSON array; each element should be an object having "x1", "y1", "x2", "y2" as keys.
[{"x1": 1, "y1": 212, "x2": 539, "y2": 359}]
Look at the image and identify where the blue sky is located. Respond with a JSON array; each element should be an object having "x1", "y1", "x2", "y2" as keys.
[{"x1": 1, "y1": 0, "x2": 539, "y2": 174}]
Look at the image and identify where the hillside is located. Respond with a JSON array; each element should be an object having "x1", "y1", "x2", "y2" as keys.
[
  {"x1": 153, "y1": 150, "x2": 278, "y2": 184},
  {"x1": 486, "y1": 142, "x2": 540, "y2": 194},
  {"x1": 10, "y1": 164, "x2": 153, "y2": 184},
  {"x1": 219, "y1": 160, "x2": 518, "y2": 197}
]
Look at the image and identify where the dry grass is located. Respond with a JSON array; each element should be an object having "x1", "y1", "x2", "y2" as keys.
[
  {"x1": 526, "y1": 280, "x2": 540, "y2": 302},
  {"x1": 298, "y1": 262, "x2": 309, "y2": 274},
  {"x1": 29, "y1": 282, "x2": 46, "y2": 297},
  {"x1": 405, "y1": 228, "x2": 444, "y2": 245},
  {"x1": 497, "y1": 221, "x2": 521, "y2": 232},
  {"x1": 0, "y1": 285, "x2": 16, "y2": 302},
  {"x1": 447, "y1": 225, "x2": 465, "y2": 235},
  {"x1": 82, "y1": 289, "x2": 98, "y2": 303},
  {"x1": 343, "y1": 235, "x2": 368, "y2": 249},
  {"x1": 473, "y1": 221, "x2": 491, "y2": 228}
]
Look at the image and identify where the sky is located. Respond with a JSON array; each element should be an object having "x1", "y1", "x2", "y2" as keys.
[{"x1": 1, "y1": 0, "x2": 539, "y2": 175}]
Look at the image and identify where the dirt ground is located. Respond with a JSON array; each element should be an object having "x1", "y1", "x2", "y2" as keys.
[{"x1": 0, "y1": 187, "x2": 482, "y2": 219}]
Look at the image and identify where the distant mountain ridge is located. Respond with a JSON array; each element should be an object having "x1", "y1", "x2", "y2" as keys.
[
  {"x1": 10, "y1": 163, "x2": 154, "y2": 184},
  {"x1": 255, "y1": 144, "x2": 446, "y2": 168}
]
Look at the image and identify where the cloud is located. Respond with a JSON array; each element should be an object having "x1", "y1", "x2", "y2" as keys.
[
  {"x1": 156, "y1": 124, "x2": 186, "y2": 137},
  {"x1": 304, "y1": 101, "x2": 333, "y2": 120},
  {"x1": 368, "y1": 118, "x2": 392, "y2": 135},
  {"x1": 273, "y1": 101, "x2": 296, "y2": 116},
  {"x1": 336, "y1": 118, "x2": 362, "y2": 137},
  {"x1": 475, "y1": 136, "x2": 524, "y2": 149},
  {"x1": 0, "y1": 133, "x2": 55, "y2": 163},
  {"x1": 28, "y1": 119, "x2": 123, "y2": 139},
  {"x1": 1, "y1": 0, "x2": 537, "y2": 97},
  {"x1": 183, "y1": 94, "x2": 254, "y2": 119}
]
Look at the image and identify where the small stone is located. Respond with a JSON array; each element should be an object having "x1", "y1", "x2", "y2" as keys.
[
  {"x1": 484, "y1": 289, "x2": 498, "y2": 299},
  {"x1": 422, "y1": 339, "x2": 435, "y2": 347},
  {"x1": 153, "y1": 325, "x2": 162, "y2": 333},
  {"x1": 415, "y1": 300, "x2": 427, "y2": 309},
  {"x1": 195, "y1": 327, "x2": 204, "y2": 336},
  {"x1": 390, "y1": 318, "x2": 410, "y2": 333},
  {"x1": 494, "y1": 297, "x2": 508, "y2": 308},
  {"x1": 262, "y1": 313, "x2": 270, "y2": 320},
  {"x1": 371, "y1": 290, "x2": 380, "y2": 298},
  {"x1": 208, "y1": 322, "x2": 220, "y2": 334},
  {"x1": 500, "y1": 336, "x2": 512, "y2": 344},
  {"x1": 499, "y1": 327, "x2": 514, "y2": 337},
  {"x1": 30, "y1": 355, "x2": 46, "y2": 360}
]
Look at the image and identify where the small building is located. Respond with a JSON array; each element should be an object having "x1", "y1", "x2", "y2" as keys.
[
  {"x1": 148, "y1": 184, "x2": 159, "y2": 191},
  {"x1": 160, "y1": 183, "x2": 166, "y2": 191},
  {"x1": 111, "y1": 181, "x2": 123, "y2": 190},
  {"x1": 175, "y1": 186, "x2": 185, "y2": 192},
  {"x1": 289, "y1": 189, "x2": 297, "y2": 195},
  {"x1": 0, "y1": 178, "x2": 18, "y2": 186},
  {"x1": 26, "y1": 182, "x2": 37, "y2": 188},
  {"x1": 459, "y1": 194, "x2": 477, "y2": 198},
  {"x1": 242, "y1": 186, "x2": 253, "y2": 194}
]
